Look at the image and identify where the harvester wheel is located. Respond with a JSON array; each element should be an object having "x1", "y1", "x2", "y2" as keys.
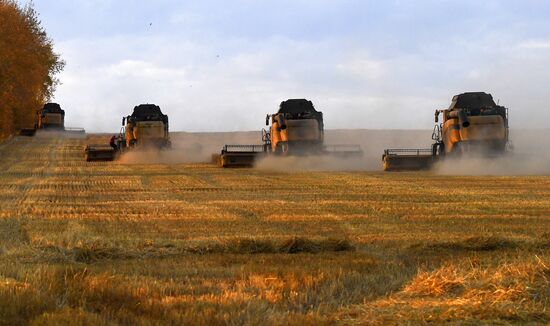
[
  {"x1": 275, "y1": 142, "x2": 289, "y2": 155},
  {"x1": 382, "y1": 157, "x2": 391, "y2": 171}
]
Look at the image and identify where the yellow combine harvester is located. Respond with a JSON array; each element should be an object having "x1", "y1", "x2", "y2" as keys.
[
  {"x1": 37, "y1": 103, "x2": 65, "y2": 130},
  {"x1": 217, "y1": 99, "x2": 363, "y2": 167},
  {"x1": 20, "y1": 103, "x2": 85, "y2": 136},
  {"x1": 85, "y1": 104, "x2": 171, "y2": 161},
  {"x1": 382, "y1": 92, "x2": 510, "y2": 171}
]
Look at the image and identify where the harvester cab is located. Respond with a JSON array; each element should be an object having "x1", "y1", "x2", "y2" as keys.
[
  {"x1": 85, "y1": 104, "x2": 170, "y2": 162},
  {"x1": 382, "y1": 92, "x2": 510, "y2": 171},
  {"x1": 217, "y1": 99, "x2": 363, "y2": 167}
]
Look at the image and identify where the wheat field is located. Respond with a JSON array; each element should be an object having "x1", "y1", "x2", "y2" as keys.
[{"x1": 0, "y1": 134, "x2": 549, "y2": 325}]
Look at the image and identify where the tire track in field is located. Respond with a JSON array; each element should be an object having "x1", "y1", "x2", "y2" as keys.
[
  {"x1": 2, "y1": 136, "x2": 78, "y2": 218},
  {"x1": 0, "y1": 136, "x2": 40, "y2": 217},
  {"x1": 15, "y1": 137, "x2": 53, "y2": 217}
]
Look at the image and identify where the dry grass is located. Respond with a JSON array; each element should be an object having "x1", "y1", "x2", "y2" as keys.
[
  {"x1": 0, "y1": 135, "x2": 549, "y2": 325},
  {"x1": 341, "y1": 255, "x2": 550, "y2": 324}
]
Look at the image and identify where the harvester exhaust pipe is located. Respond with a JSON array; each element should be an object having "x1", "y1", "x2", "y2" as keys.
[
  {"x1": 450, "y1": 110, "x2": 470, "y2": 128},
  {"x1": 278, "y1": 115, "x2": 287, "y2": 130},
  {"x1": 457, "y1": 110, "x2": 470, "y2": 128}
]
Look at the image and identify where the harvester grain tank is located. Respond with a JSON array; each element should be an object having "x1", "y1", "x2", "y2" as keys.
[
  {"x1": 217, "y1": 99, "x2": 363, "y2": 167},
  {"x1": 85, "y1": 104, "x2": 171, "y2": 161},
  {"x1": 382, "y1": 92, "x2": 510, "y2": 171}
]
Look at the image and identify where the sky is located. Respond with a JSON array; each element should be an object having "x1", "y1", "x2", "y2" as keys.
[{"x1": 30, "y1": 0, "x2": 550, "y2": 132}]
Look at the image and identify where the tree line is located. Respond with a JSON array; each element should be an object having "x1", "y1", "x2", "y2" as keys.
[{"x1": 0, "y1": 0, "x2": 64, "y2": 139}]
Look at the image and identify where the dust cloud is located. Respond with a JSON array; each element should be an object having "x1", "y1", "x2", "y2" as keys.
[
  {"x1": 35, "y1": 129, "x2": 87, "y2": 139},
  {"x1": 435, "y1": 129, "x2": 550, "y2": 176},
  {"x1": 171, "y1": 131, "x2": 259, "y2": 162},
  {"x1": 115, "y1": 129, "x2": 433, "y2": 169},
  {"x1": 112, "y1": 129, "x2": 431, "y2": 169},
  {"x1": 117, "y1": 149, "x2": 190, "y2": 164},
  {"x1": 434, "y1": 156, "x2": 550, "y2": 176},
  {"x1": 254, "y1": 155, "x2": 366, "y2": 172},
  {"x1": 116, "y1": 131, "x2": 260, "y2": 164},
  {"x1": 99, "y1": 128, "x2": 550, "y2": 175},
  {"x1": 252, "y1": 129, "x2": 550, "y2": 174},
  {"x1": 253, "y1": 129, "x2": 432, "y2": 172},
  {"x1": 324, "y1": 129, "x2": 431, "y2": 171}
]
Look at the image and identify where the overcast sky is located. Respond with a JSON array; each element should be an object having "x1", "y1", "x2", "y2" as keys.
[{"x1": 32, "y1": 0, "x2": 550, "y2": 132}]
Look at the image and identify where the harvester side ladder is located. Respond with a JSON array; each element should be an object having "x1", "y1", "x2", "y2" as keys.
[{"x1": 261, "y1": 128, "x2": 271, "y2": 152}]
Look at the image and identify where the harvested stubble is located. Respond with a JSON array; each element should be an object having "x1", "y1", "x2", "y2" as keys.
[{"x1": 0, "y1": 135, "x2": 549, "y2": 325}]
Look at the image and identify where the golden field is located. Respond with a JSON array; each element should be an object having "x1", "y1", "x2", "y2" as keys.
[{"x1": 0, "y1": 134, "x2": 549, "y2": 325}]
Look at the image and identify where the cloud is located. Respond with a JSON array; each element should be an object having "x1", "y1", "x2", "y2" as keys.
[
  {"x1": 518, "y1": 40, "x2": 550, "y2": 49},
  {"x1": 106, "y1": 60, "x2": 187, "y2": 79},
  {"x1": 38, "y1": 1, "x2": 550, "y2": 133},
  {"x1": 336, "y1": 55, "x2": 385, "y2": 81}
]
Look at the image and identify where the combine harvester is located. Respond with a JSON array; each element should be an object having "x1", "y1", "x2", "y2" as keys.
[
  {"x1": 382, "y1": 92, "x2": 510, "y2": 171},
  {"x1": 85, "y1": 104, "x2": 171, "y2": 161},
  {"x1": 20, "y1": 103, "x2": 85, "y2": 136},
  {"x1": 216, "y1": 99, "x2": 363, "y2": 167}
]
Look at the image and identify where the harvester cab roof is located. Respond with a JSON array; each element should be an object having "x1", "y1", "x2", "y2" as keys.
[
  {"x1": 127, "y1": 104, "x2": 168, "y2": 124},
  {"x1": 267, "y1": 99, "x2": 324, "y2": 129},
  {"x1": 277, "y1": 99, "x2": 322, "y2": 121},
  {"x1": 278, "y1": 99, "x2": 316, "y2": 114},
  {"x1": 449, "y1": 92, "x2": 496, "y2": 110},
  {"x1": 445, "y1": 92, "x2": 507, "y2": 120},
  {"x1": 40, "y1": 103, "x2": 65, "y2": 115}
]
